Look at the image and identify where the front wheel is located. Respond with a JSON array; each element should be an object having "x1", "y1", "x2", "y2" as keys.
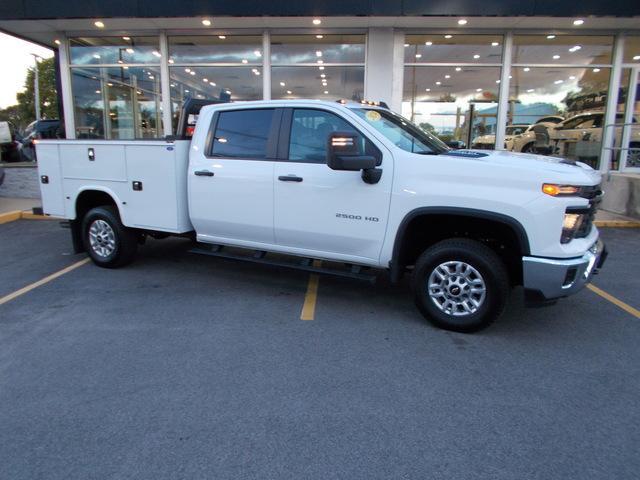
[
  {"x1": 411, "y1": 238, "x2": 509, "y2": 333},
  {"x1": 82, "y1": 206, "x2": 138, "y2": 268}
]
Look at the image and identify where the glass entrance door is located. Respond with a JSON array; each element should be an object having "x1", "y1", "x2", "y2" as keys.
[{"x1": 620, "y1": 67, "x2": 640, "y2": 171}]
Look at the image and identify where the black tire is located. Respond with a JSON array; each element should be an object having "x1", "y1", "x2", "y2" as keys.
[
  {"x1": 411, "y1": 238, "x2": 509, "y2": 333},
  {"x1": 521, "y1": 142, "x2": 534, "y2": 153},
  {"x1": 82, "y1": 206, "x2": 138, "y2": 268}
]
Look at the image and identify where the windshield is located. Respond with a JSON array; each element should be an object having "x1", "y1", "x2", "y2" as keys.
[
  {"x1": 506, "y1": 126, "x2": 528, "y2": 135},
  {"x1": 352, "y1": 108, "x2": 449, "y2": 155}
]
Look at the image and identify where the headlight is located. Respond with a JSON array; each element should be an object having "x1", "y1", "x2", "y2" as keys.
[{"x1": 561, "y1": 212, "x2": 587, "y2": 244}]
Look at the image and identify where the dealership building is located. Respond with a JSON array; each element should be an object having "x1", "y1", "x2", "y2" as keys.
[{"x1": 1, "y1": 1, "x2": 639, "y2": 215}]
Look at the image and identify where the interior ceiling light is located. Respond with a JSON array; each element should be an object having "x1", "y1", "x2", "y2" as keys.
[
  {"x1": 415, "y1": 54, "x2": 422, "y2": 58},
  {"x1": 444, "y1": 35, "x2": 453, "y2": 39},
  {"x1": 445, "y1": 74, "x2": 451, "y2": 79},
  {"x1": 569, "y1": 45, "x2": 582, "y2": 52},
  {"x1": 122, "y1": 36, "x2": 130, "y2": 41},
  {"x1": 473, "y1": 54, "x2": 480, "y2": 59},
  {"x1": 476, "y1": 88, "x2": 482, "y2": 92},
  {"x1": 126, "y1": 48, "x2": 134, "y2": 54},
  {"x1": 254, "y1": 50, "x2": 262, "y2": 57},
  {"x1": 527, "y1": 88, "x2": 534, "y2": 92},
  {"x1": 168, "y1": 59, "x2": 174, "y2": 64},
  {"x1": 324, "y1": 90, "x2": 329, "y2": 94},
  {"x1": 242, "y1": 59, "x2": 248, "y2": 64},
  {"x1": 455, "y1": 67, "x2": 462, "y2": 71},
  {"x1": 190, "y1": 71, "x2": 196, "y2": 75},
  {"x1": 458, "y1": 19, "x2": 468, "y2": 25},
  {"x1": 553, "y1": 54, "x2": 560, "y2": 59},
  {"x1": 218, "y1": 35, "x2": 226, "y2": 39},
  {"x1": 425, "y1": 41, "x2": 433, "y2": 46},
  {"x1": 435, "y1": 81, "x2": 441, "y2": 85},
  {"x1": 54, "y1": 39, "x2": 61, "y2": 45},
  {"x1": 523, "y1": 67, "x2": 530, "y2": 72},
  {"x1": 573, "y1": 19, "x2": 584, "y2": 26},
  {"x1": 318, "y1": 66, "x2": 324, "y2": 70},
  {"x1": 425, "y1": 88, "x2": 431, "y2": 92},
  {"x1": 316, "y1": 51, "x2": 322, "y2": 57},
  {"x1": 94, "y1": 21, "x2": 104, "y2": 28},
  {"x1": 593, "y1": 68, "x2": 601, "y2": 72},
  {"x1": 547, "y1": 35, "x2": 556, "y2": 39},
  {"x1": 202, "y1": 19, "x2": 212, "y2": 26},
  {"x1": 491, "y1": 42, "x2": 499, "y2": 46},
  {"x1": 569, "y1": 75, "x2": 576, "y2": 79},
  {"x1": 313, "y1": 18, "x2": 322, "y2": 25},
  {"x1": 287, "y1": 90, "x2": 292, "y2": 94},
  {"x1": 316, "y1": 35, "x2": 324, "y2": 39},
  {"x1": 633, "y1": 55, "x2": 640, "y2": 61},
  {"x1": 554, "y1": 79, "x2": 563, "y2": 84}
]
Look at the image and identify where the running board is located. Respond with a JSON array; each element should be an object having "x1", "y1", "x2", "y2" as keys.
[{"x1": 189, "y1": 244, "x2": 378, "y2": 283}]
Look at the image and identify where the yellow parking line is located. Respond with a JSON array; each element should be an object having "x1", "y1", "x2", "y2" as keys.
[
  {"x1": 587, "y1": 284, "x2": 640, "y2": 319},
  {"x1": 0, "y1": 258, "x2": 91, "y2": 307},
  {"x1": 300, "y1": 260, "x2": 322, "y2": 321}
]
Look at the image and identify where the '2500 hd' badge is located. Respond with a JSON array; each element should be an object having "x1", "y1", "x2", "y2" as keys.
[{"x1": 336, "y1": 213, "x2": 379, "y2": 222}]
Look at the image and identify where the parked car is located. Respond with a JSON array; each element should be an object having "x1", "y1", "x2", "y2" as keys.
[
  {"x1": 36, "y1": 99, "x2": 606, "y2": 333},
  {"x1": 19, "y1": 119, "x2": 62, "y2": 162},
  {"x1": 0, "y1": 121, "x2": 22, "y2": 162},
  {"x1": 549, "y1": 112, "x2": 639, "y2": 166},
  {"x1": 507, "y1": 116, "x2": 565, "y2": 153},
  {"x1": 471, "y1": 124, "x2": 530, "y2": 150}
]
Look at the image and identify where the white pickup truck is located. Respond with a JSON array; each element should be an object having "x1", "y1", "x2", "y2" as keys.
[{"x1": 37, "y1": 99, "x2": 607, "y2": 332}]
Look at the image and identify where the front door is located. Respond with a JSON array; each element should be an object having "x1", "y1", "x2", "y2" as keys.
[
  {"x1": 189, "y1": 108, "x2": 280, "y2": 245},
  {"x1": 273, "y1": 108, "x2": 392, "y2": 263}
]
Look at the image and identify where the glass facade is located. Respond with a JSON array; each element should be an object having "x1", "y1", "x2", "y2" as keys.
[
  {"x1": 63, "y1": 30, "x2": 637, "y2": 172},
  {"x1": 271, "y1": 35, "x2": 365, "y2": 101},
  {"x1": 403, "y1": 35, "x2": 504, "y2": 149},
  {"x1": 71, "y1": 66, "x2": 162, "y2": 139}
]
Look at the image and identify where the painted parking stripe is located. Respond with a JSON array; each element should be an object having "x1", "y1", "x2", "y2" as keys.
[
  {"x1": 300, "y1": 260, "x2": 322, "y2": 321},
  {"x1": 587, "y1": 284, "x2": 640, "y2": 319},
  {"x1": 0, "y1": 258, "x2": 91, "y2": 307}
]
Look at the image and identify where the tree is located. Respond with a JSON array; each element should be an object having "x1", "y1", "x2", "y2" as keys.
[
  {"x1": 17, "y1": 57, "x2": 59, "y2": 123},
  {"x1": 419, "y1": 122, "x2": 436, "y2": 133}
]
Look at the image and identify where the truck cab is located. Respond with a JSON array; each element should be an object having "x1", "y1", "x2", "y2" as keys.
[{"x1": 36, "y1": 99, "x2": 607, "y2": 333}]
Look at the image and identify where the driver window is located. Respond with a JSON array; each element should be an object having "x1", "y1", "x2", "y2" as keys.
[{"x1": 288, "y1": 109, "x2": 378, "y2": 164}]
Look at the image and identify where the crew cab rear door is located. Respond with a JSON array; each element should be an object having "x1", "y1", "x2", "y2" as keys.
[
  {"x1": 273, "y1": 107, "x2": 392, "y2": 263},
  {"x1": 188, "y1": 107, "x2": 281, "y2": 245}
]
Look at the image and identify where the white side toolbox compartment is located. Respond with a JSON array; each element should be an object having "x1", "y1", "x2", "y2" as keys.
[
  {"x1": 36, "y1": 143, "x2": 66, "y2": 216},
  {"x1": 36, "y1": 140, "x2": 192, "y2": 233}
]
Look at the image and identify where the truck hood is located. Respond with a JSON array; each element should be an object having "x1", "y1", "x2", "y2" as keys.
[{"x1": 442, "y1": 149, "x2": 601, "y2": 184}]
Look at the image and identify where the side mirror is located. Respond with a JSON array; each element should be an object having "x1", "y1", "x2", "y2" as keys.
[{"x1": 326, "y1": 132, "x2": 377, "y2": 171}]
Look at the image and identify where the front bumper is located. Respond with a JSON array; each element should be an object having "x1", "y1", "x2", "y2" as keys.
[{"x1": 522, "y1": 240, "x2": 607, "y2": 301}]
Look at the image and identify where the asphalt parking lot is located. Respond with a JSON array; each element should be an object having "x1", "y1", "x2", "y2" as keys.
[{"x1": 1, "y1": 219, "x2": 639, "y2": 480}]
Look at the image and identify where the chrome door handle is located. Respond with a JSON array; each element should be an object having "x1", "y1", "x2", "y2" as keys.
[
  {"x1": 278, "y1": 175, "x2": 303, "y2": 182},
  {"x1": 194, "y1": 170, "x2": 214, "y2": 177}
]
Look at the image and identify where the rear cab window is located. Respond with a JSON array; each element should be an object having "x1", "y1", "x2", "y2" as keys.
[{"x1": 209, "y1": 109, "x2": 278, "y2": 159}]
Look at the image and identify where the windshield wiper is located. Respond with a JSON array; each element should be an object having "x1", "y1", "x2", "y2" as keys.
[{"x1": 414, "y1": 150, "x2": 439, "y2": 155}]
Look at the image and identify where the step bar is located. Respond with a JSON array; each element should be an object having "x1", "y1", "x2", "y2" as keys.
[{"x1": 189, "y1": 244, "x2": 378, "y2": 283}]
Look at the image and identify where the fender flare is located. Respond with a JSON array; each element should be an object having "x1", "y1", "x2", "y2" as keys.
[{"x1": 389, "y1": 207, "x2": 531, "y2": 283}]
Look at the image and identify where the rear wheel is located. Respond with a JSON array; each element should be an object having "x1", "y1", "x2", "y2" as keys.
[
  {"x1": 411, "y1": 238, "x2": 509, "y2": 333},
  {"x1": 521, "y1": 142, "x2": 534, "y2": 153},
  {"x1": 82, "y1": 206, "x2": 138, "y2": 268}
]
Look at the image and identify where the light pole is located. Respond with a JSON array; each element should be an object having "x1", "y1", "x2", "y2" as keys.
[{"x1": 30, "y1": 53, "x2": 42, "y2": 120}]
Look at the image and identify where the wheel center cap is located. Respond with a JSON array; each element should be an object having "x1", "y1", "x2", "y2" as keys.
[{"x1": 449, "y1": 286, "x2": 461, "y2": 296}]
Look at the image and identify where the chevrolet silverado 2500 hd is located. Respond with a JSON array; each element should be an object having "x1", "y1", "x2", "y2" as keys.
[{"x1": 36, "y1": 100, "x2": 607, "y2": 332}]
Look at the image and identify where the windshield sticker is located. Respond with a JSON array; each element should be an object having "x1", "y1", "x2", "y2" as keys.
[{"x1": 365, "y1": 110, "x2": 382, "y2": 122}]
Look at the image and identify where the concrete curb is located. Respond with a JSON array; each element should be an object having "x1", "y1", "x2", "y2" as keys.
[
  {"x1": 0, "y1": 210, "x2": 61, "y2": 224},
  {"x1": 594, "y1": 220, "x2": 640, "y2": 228}
]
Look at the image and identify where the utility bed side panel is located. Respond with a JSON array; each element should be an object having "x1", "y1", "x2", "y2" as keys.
[
  {"x1": 60, "y1": 143, "x2": 127, "y2": 181},
  {"x1": 37, "y1": 143, "x2": 66, "y2": 216},
  {"x1": 124, "y1": 141, "x2": 192, "y2": 232},
  {"x1": 36, "y1": 140, "x2": 192, "y2": 234}
]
